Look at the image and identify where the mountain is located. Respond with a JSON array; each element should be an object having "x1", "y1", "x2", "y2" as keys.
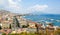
[
  {"x1": 0, "y1": 10, "x2": 11, "y2": 15},
  {"x1": 28, "y1": 11, "x2": 45, "y2": 16},
  {"x1": 28, "y1": 11, "x2": 60, "y2": 16},
  {"x1": 0, "y1": 10, "x2": 28, "y2": 16}
]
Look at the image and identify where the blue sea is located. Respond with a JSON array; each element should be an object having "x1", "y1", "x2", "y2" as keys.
[{"x1": 23, "y1": 14, "x2": 60, "y2": 26}]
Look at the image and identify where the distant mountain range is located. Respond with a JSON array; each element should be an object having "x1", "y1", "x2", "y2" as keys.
[
  {"x1": 28, "y1": 11, "x2": 60, "y2": 16},
  {"x1": 0, "y1": 10, "x2": 10, "y2": 14},
  {"x1": 0, "y1": 10, "x2": 30, "y2": 16},
  {"x1": 0, "y1": 10, "x2": 19, "y2": 16},
  {"x1": 0, "y1": 10, "x2": 60, "y2": 16},
  {"x1": 27, "y1": 11, "x2": 45, "y2": 16}
]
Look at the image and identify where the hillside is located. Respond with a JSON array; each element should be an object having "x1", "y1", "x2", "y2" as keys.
[{"x1": 0, "y1": 10, "x2": 11, "y2": 15}]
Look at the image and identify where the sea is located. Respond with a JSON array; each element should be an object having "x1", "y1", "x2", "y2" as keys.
[{"x1": 23, "y1": 14, "x2": 60, "y2": 26}]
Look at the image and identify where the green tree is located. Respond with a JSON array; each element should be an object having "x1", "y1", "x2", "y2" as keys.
[
  {"x1": 0, "y1": 25, "x2": 2, "y2": 30},
  {"x1": 35, "y1": 24, "x2": 39, "y2": 35},
  {"x1": 13, "y1": 16, "x2": 20, "y2": 28},
  {"x1": 9, "y1": 24, "x2": 11, "y2": 29}
]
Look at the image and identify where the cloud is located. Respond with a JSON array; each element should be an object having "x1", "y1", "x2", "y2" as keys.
[
  {"x1": 6, "y1": 0, "x2": 23, "y2": 13},
  {"x1": 0, "y1": 0, "x2": 25, "y2": 14},
  {"x1": 8, "y1": 0, "x2": 21, "y2": 5},
  {"x1": 0, "y1": 0, "x2": 48, "y2": 14},
  {"x1": 0, "y1": 0, "x2": 5, "y2": 5},
  {"x1": 8, "y1": 0, "x2": 21, "y2": 9},
  {"x1": 27, "y1": 4, "x2": 48, "y2": 12},
  {"x1": 0, "y1": 0, "x2": 7, "y2": 6}
]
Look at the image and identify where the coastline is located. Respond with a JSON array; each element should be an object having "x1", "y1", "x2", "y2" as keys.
[{"x1": 0, "y1": 14, "x2": 60, "y2": 35}]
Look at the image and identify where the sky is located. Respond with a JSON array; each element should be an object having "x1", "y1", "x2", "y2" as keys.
[{"x1": 0, "y1": 0, "x2": 60, "y2": 14}]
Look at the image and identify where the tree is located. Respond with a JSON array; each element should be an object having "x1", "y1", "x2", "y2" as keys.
[
  {"x1": 35, "y1": 24, "x2": 39, "y2": 35},
  {"x1": 0, "y1": 25, "x2": 2, "y2": 30},
  {"x1": 9, "y1": 24, "x2": 11, "y2": 29},
  {"x1": 22, "y1": 25, "x2": 27, "y2": 28},
  {"x1": 13, "y1": 16, "x2": 20, "y2": 28}
]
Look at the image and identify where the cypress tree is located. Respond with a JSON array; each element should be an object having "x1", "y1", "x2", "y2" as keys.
[
  {"x1": 35, "y1": 24, "x2": 39, "y2": 35},
  {"x1": 9, "y1": 24, "x2": 11, "y2": 29},
  {"x1": 13, "y1": 16, "x2": 20, "y2": 28},
  {"x1": 0, "y1": 25, "x2": 2, "y2": 30}
]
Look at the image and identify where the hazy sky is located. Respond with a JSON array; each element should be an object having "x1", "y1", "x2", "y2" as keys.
[{"x1": 0, "y1": 0, "x2": 60, "y2": 14}]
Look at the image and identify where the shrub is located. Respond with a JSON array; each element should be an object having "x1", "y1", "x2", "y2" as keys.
[{"x1": 2, "y1": 33, "x2": 6, "y2": 35}]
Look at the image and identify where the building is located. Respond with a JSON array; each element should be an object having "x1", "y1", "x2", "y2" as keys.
[{"x1": 28, "y1": 21, "x2": 36, "y2": 28}]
